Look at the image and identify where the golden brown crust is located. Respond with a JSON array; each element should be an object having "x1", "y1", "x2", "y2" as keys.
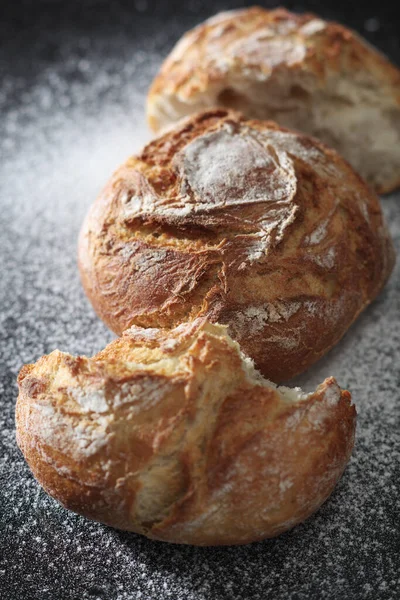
[
  {"x1": 147, "y1": 7, "x2": 400, "y2": 193},
  {"x1": 16, "y1": 321, "x2": 356, "y2": 545},
  {"x1": 78, "y1": 109, "x2": 395, "y2": 382}
]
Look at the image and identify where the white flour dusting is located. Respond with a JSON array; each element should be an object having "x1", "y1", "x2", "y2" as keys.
[
  {"x1": 300, "y1": 19, "x2": 327, "y2": 36},
  {"x1": 177, "y1": 127, "x2": 296, "y2": 209},
  {"x1": 232, "y1": 300, "x2": 301, "y2": 338},
  {"x1": 70, "y1": 386, "x2": 110, "y2": 413},
  {"x1": 230, "y1": 34, "x2": 306, "y2": 68},
  {"x1": 310, "y1": 246, "x2": 337, "y2": 269}
]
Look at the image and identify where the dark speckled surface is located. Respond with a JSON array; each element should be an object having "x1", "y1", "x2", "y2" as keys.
[{"x1": 1, "y1": 1, "x2": 400, "y2": 599}]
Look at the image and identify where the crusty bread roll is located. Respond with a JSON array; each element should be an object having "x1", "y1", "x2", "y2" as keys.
[
  {"x1": 16, "y1": 320, "x2": 356, "y2": 545},
  {"x1": 78, "y1": 109, "x2": 395, "y2": 382},
  {"x1": 147, "y1": 7, "x2": 400, "y2": 193}
]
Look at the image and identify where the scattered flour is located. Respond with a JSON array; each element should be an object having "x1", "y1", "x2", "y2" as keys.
[{"x1": 1, "y1": 8, "x2": 400, "y2": 600}]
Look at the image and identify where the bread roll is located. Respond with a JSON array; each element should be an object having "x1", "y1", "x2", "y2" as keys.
[
  {"x1": 16, "y1": 320, "x2": 356, "y2": 545},
  {"x1": 147, "y1": 7, "x2": 400, "y2": 193},
  {"x1": 78, "y1": 109, "x2": 395, "y2": 382}
]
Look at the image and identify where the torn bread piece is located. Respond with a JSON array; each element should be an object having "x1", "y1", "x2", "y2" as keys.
[
  {"x1": 147, "y1": 7, "x2": 400, "y2": 193},
  {"x1": 16, "y1": 320, "x2": 356, "y2": 546}
]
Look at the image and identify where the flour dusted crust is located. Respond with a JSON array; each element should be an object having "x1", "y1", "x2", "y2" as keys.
[
  {"x1": 78, "y1": 109, "x2": 395, "y2": 382},
  {"x1": 147, "y1": 7, "x2": 400, "y2": 193},
  {"x1": 16, "y1": 321, "x2": 356, "y2": 545}
]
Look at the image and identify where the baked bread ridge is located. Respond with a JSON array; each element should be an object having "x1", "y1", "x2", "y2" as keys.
[
  {"x1": 16, "y1": 319, "x2": 356, "y2": 546},
  {"x1": 78, "y1": 109, "x2": 395, "y2": 382},
  {"x1": 147, "y1": 6, "x2": 400, "y2": 193}
]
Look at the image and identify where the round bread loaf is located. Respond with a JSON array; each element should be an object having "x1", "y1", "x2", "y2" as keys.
[
  {"x1": 147, "y1": 7, "x2": 400, "y2": 193},
  {"x1": 16, "y1": 320, "x2": 356, "y2": 546},
  {"x1": 78, "y1": 109, "x2": 395, "y2": 382}
]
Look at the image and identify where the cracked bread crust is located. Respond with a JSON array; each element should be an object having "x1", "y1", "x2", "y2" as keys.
[
  {"x1": 147, "y1": 7, "x2": 400, "y2": 193},
  {"x1": 78, "y1": 109, "x2": 395, "y2": 382},
  {"x1": 16, "y1": 320, "x2": 356, "y2": 546}
]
